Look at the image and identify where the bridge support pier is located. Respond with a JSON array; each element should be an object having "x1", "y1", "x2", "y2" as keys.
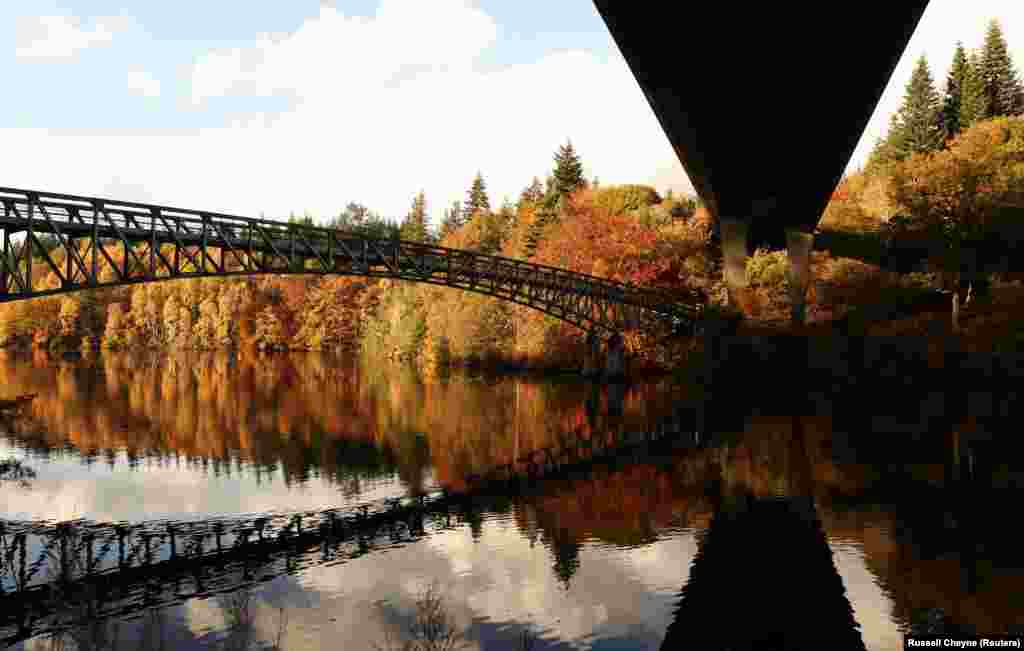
[
  {"x1": 719, "y1": 218, "x2": 751, "y2": 313},
  {"x1": 605, "y1": 333, "x2": 626, "y2": 381},
  {"x1": 582, "y1": 332, "x2": 602, "y2": 378},
  {"x1": 785, "y1": 228, "x2": 814, "y2": 325}
]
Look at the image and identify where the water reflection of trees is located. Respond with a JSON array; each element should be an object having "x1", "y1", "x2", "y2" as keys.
[
  {"x1": 0, "y1": 351, "x2": 672, "y2": 494},
  {"x1": 0, "y1": 457, "x2": 37, "y2": 488},
  {"x1": 514, "y1": 413, "x2": 1024, "y2": 639},
  {"x1": 10, "y1": 407, "x2": 1022, "y2": 646}
]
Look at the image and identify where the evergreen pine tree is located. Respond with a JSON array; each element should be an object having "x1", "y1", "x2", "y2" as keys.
[
  {"x1": 522, "y1": 212, "x2": 549, "y2": 260},
  {"x1": 980, "y1": 19, "x2": 1024, "y2": 118},
  {"x1": 895, "y1": 55, "x2": 944, "y2": 156},
  {"x1": 464, "y1": 172, "x2": 491, "y2": 221},
  {"x1": 451, "y1": 199, "x2": 463, "y2": 227},
  {"x1": 866, "y1": 113, "x2": 907, "y2": 172},
  {"x1": 400, "y1": 191, "x2": 429, "y2": 243},
  {"x1": 1010, "y1": 76, "x2": 1024, "y2": 116},
  {"x1": 523, "y1": 178, "x2": 561, "y2": 260},
  {"x1": 960, "y1": 50, "x2": 990, "y2": 130},
  {"x1": 439, "y1": 201, "x2": 463, "y2": 240},
  {"x1": 497, "y1": 197, "x2": 516, "y2": 237},
  {"x1": 941, "y1": 42, "x2": 970, "y2": 142},
  {"x1": 542, "y1": 175, "x2": 560, "y2": 210},
  {"x1": 552, "y1": 139, "x2": 585, "y2": 198},
  {"x1": 519, "y1": 177, "x2": 544, "y2": 206}
]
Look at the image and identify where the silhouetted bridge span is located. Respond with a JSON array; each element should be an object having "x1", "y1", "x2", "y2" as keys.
[
  {"x1": 0, "y1": 408, "x2": 708, "y2": 646},
  {"x1": 0, "y1": 187, "x2": 706, "y2": 335}
]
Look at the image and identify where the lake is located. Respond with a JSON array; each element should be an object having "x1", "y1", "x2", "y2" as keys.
[{"x1": 1, "y1": 348, "x2": 1022, "y2": 650}]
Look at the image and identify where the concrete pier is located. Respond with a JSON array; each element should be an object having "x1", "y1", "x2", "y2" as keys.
[
  {"x1": 581, "y1": 332, "x2": 602, "y2": 378},
  {"x1": 719, "y1": 218, "x2": 750, "y2": 312},
  {"x1": 785, "y1": 228, "x2": 814, "y2": 325},
  {"x1": 605, "y1": 333, "x2": 626, "y2": 381}
]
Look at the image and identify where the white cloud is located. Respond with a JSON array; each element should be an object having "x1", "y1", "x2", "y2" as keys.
[
  {"x1": 15, "y1": 14, "x2": 131, "y2": 61},
  {"x1": 127, "y1": 67, "x2": 162, "y2": 98},
  {"x1": 188, "y1": 1, "x2": 498, "y2": 107},
  {"x1": 2, "y1": 2, "x2": 689, "y2": 228}
]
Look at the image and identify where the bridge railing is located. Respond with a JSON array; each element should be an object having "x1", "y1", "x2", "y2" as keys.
[{"x1": 0, "y1": 187, "x2": 705, "y2": 308}]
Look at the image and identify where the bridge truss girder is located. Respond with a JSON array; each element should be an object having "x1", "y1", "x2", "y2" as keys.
[{"x1": 0, "y1": 188, "x2": 704, "y2": 337}]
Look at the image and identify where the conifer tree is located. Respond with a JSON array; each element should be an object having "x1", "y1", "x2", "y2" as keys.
[
  {"x1": 400, "y1": 191, "x2": 429, "y2": 243},
  {"x1": 898, "y1": 55, "x2": 944, "y2": 156},
  {"x1": 542, "y1": 175, "x2": 560, "y2": 210},
  {"x1": 519, "y1": 177, "x2": 544, "y2": 206},
  {"x1": 439, "y1": 200, "x2": 463, "y2": 240},
  {"x1": 960, "y1": 50, "x2": 990, "y2": 131},
  {"x1": 866, "y1": 114, "x2": 905, "y2": 172},
  {"x1": 497, "y1": 197, "x2": 516, "y2": 235},
  {"x1": 871, "y1": 55, "x2": 943, "y2": 169},
  {"x1": 941, "y1": 42, "x2": 970, "y2": 142},
  {"x1": 552, "y1": 139, "x2": 585, "y2": 198},
  {"x1": 522, "y1": 212, "x2": 548, "y2": 260},
  {"x1": 980, "y1": 19, "x2": 1024, "y2": 118},
  {"x1": 464, "y1": 172, "x2": 491, "y2": 220}
]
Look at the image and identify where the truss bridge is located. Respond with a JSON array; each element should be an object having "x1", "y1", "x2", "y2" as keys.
[{"x1": 0, "y1": 188, "x2": 707, "y2": 336}]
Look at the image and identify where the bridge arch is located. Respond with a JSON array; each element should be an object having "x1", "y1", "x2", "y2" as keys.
[{"x1": 0, "y1": 188, "x2": 705, "y2": 337}]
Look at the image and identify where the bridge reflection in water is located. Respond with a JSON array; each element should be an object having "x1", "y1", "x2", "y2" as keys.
[
  {"x1": 661, "y1": 416, "x2": 867, "y2": 650},
  {"x1": 1, "y1": 394, "x2": 705, "y2": 646},
  {"x1": 2, "y1": 351, "x2": 1024, "y2": 648}
]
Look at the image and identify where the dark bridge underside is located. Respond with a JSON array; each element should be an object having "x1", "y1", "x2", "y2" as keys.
[
  {"x1": 661, "y1": 494, "x2": 868, "y2": 650},
  {"x1": 594, "y1": 2, "x2": 931, "y2": 252}
]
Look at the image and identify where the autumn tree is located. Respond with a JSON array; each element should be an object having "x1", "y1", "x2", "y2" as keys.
[
  {"x1": 887, "y1": 116, "x2": 1024, "y2": 326},
  {"x1": 979, "y1": 19, "x2": 1024, "y2": 119},
  {"x1": 495, "y1": 197, "x2": 517, "y2": 241},
  {"x1": 941, "y1": 42, "x2": 970, "y2": 142},
  {"x1": 897, "y1": 55, "x2": 944, "y2": 156},
  {"x1": 329, "y1": 201, "x2": 399, "y2": 239},
  {"x1": 519, "y1": 177, "x2": 544, "y2": 207},
  {"x1": 593, "y1": 184, "x2": 663, "y2": 219},
  {"x1": 960, "y1": 50, "x2": 990, "y2": 131},
  {"x1": 102, "y1": 302, "x2": 130, "y2": 349},
  {"x1": 253, "y1": 305, "x2": 288, "y2": 351},
  {"x1": 552, "y1": 139, "x2": 586, "y2": 199},
  {"x1": 464, "y1": 172, "x2": 491, "y2": 221},
  {"x1": 439, "y1": 200, "x2": 464, "y2": 240},
  {"x1": 291, "y1": 277, "x2": 366, "y2": 351},
  {"x1": 400, "y1": 191, "x2": 430, "y2": 243},
  {"x1": 331, "y1": 202, "x2": 371, "y2": 230}
]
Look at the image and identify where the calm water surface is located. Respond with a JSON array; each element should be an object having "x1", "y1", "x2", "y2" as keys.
[{"x1": 1, "y1": 349, "x2": 1022, "y2": 650}]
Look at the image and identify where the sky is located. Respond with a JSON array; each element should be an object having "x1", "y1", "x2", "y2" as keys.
[{"x1": 1, "y1": 1, "x2": 1022, "y2": 229}]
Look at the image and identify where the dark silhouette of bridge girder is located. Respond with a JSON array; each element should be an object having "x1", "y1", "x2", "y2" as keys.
[
  {"x1": 594, "y1": 3, "x2": 930, "y2": 322},
  {"x1": 660, "y1": 493, "x2": 868, "y2": 651},
  {"x1": 593, "y1": 2, "x2": 929, "y2": 244},
  {"x1": 0, "y1": 187, "x2": 704, "y2": 336}
]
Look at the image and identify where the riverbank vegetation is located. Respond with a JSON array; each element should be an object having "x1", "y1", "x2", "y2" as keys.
[{"x1": 1, "y1": 19, "x2": 1022, "y2": 369}]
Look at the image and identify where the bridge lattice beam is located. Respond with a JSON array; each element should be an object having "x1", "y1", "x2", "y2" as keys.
[{"x1": 0, "y1": 187, "x2": 705, "y2": 336}]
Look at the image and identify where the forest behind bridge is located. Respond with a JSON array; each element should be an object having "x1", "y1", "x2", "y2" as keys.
[{"x1": 2, "y1": 18, "x2": 1024, "y2": 371}]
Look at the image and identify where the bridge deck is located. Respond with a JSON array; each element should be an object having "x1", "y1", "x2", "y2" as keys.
[{"x1": 0, "y1": 187, "x2": 705, "y2": 335}]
